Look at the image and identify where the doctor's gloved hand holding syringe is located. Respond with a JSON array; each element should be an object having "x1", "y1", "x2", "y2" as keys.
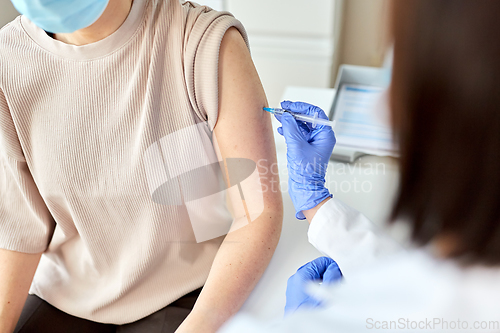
[
  {"x1": 275, "y1": 101, "x2": 336, "y2": 221},
  {"x1": 274, "y1": 100, "x2": 401, "y2": 315},
  {"x1": 274, "y1": 101, "x2": 342, "y2": 315}
]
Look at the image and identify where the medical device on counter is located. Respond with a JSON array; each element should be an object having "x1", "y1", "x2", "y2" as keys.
[
  {"x1": 329, "y1": 65, "x2": 398, "y2": 160},
  {"x1": 264, "y1": 108, "x2": 336, "y2": 129}
]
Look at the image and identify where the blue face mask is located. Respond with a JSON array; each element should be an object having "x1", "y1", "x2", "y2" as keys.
[{"x1": 11, "y1": 0, "x2": 110, "y2": 34}]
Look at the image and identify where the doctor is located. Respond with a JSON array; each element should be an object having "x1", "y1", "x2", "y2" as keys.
[{"x1": 221, "y1": 0, "x2": 500, "y2": 331}]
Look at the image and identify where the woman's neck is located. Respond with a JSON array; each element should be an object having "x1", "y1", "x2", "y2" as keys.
[{"x1": 54, "y1": 0, "x2": 134, "y2": 46}]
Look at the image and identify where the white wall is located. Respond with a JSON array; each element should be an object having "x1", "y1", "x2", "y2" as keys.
[
  {"x1": 227, "y1": 0, "x2": 342, "y2": 106},
  {"x1": 338, "y1": 0, "x2": 390, "y2": 68},
  {"x1": 0, "y1": 0, "x2": 19, "y2": 28}
]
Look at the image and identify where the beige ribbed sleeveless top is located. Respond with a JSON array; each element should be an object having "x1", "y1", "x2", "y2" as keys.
[{"x1": 0, "y1": 0, "x2": 248, "y2": 324}]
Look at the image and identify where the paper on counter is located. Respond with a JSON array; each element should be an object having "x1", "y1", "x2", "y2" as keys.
[{"x1": 332, "y1": 84, "x2": 398, "y2": 156}]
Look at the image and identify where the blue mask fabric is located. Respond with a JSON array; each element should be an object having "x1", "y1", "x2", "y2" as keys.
[{"x1": 11, "y1": 0, "x2": 110, "y2": 34}]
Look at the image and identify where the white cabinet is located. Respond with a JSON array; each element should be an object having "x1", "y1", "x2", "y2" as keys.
[
  {"x1": 226, "y1": 0, "x2": 342, "y2": 105},
  {"x1": 227, "y1": 0, "x2": 335, "y2": 37}
]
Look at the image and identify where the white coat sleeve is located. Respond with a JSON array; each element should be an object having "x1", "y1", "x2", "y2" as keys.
[
  {"x1": 308, "y1": 198, "x2": 402, "y2": 276},
  {"x1": 219, "y1": 200, "x2": 406, "y2": 333}
]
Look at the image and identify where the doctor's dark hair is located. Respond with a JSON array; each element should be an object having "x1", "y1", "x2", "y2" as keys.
[{"x1": 390, "y1": 0, "x2": 500, "y2": 264}]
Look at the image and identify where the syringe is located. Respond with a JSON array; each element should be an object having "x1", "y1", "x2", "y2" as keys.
[{"x1": 264, "y1": 108, "x2": 336, "y2": 129}]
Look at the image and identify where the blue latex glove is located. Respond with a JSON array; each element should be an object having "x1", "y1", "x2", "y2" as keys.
[
  {"x1": 285, "y1": 257, "x2": 343, "y2": 316},
  {"x1": 275, "y1": 101, "x2": 336, "y2": 219}
]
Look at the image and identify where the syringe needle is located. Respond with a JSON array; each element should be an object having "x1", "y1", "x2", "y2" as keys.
[{"x1": 263, "y1": 108, "x2": 336, "y2": 129}]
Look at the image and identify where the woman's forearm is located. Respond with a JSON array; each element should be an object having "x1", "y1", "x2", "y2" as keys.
[
  {"x1": 0, "y1": 249, "x2": 41, "y2": 333},
  {"x1": 178, "y1": 210, "x2": 282, "y2": 332}
]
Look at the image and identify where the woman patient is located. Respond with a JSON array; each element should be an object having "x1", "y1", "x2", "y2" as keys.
[{"x1": 0, "y1": 0, "x2": 283, "y2": 332}]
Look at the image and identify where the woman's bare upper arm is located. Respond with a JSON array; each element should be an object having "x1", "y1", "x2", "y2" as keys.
[{"x1": 214, "y1": 27, "x2": 282, "y2": 214}]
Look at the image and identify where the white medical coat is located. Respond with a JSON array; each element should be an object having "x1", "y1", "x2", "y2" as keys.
[{"x1": 220, "y1": 198, "x2": 500, "y2": 332}]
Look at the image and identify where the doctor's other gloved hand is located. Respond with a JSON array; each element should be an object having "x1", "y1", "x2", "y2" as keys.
[
  {"x1": 275, "y1": 101, "x2": 336, "y2": 219},
  {"x1": 285, "y1": 256, "x2": 343, "y2": 316}
]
